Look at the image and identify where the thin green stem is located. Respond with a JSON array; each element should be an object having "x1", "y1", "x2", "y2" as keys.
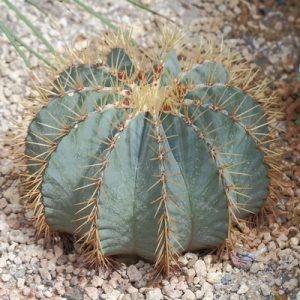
[{"x1": 3, "y1": 0, "x2": 55, "y2": 53}]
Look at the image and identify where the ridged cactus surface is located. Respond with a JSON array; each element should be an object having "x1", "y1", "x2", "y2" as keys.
[{"x1": 23, "y1": 31, "x2": 278, "y2": 274}]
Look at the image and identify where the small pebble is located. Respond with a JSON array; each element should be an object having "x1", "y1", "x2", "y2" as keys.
[
  {"x1": 194, "y1": 259, "x2": 207, "y2": 277},
  {"x1": 85, "y1": 287, "x2": 99, "y2": 300},
  {"x1": 1, "y1": 274, "x2": 11, "y2": 282},
  {"x1": 260, "y1": 283, "x2": 271, "y2": 296},
  {"x1": 207, "y1": 272, "x2": 222, "y2": 284},
  {"x1": 237, "y1": 284, "x2": 249, "y2": 294},
  {"x1": 127, "y1": 265, "x2": 142, "y2": 282},
  {"x1": 145, "y1": 288, "x2": 163, "y2": 300},
  {"x1": 182, "y1": 289, "x2": 196, "y2": 300}
]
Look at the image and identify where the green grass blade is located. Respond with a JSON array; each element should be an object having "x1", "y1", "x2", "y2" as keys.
[
  {"x1": 71, "y1": 0, "x2": 136, "y2": 45},
  {"x1": 3, "y1": 0, "x2": 55, "y2": 53},
  {"x1": 72, "y1": 0, "x2": 118, "y2": 31},
  {"x1": 15, "y1": 37, "x2": 56, "y2": 70},
  {"x1": 0, "y1": 21, "x2": 31, "y2": 68},
  {"x1": 125, "y1": 0, "x2": 177, "y2": 24},
  {"x1": 25, "y1": 0, "x2": 49, "y2": 16},
  {"x1": 0, "y1": 21, "x2": 56, "y2": 70}
]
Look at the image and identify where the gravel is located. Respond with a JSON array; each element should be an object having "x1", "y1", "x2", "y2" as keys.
[{"x1": 1, "y1": 0, "x2": 300, "y2": 299}]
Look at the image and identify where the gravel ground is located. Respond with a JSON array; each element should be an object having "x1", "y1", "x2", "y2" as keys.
[{"x1": 0, "y1": 1, "x2": 299, "y2": 299}]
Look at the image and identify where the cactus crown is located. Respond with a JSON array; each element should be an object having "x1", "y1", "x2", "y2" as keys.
[{"x1": 21, "y1": 29, "x2": 281, "y2": 275}]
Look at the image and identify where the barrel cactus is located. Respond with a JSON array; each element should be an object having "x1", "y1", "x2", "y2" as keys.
[{"x1": 21, "y1": 30, "x2": 280, "y2": 275}]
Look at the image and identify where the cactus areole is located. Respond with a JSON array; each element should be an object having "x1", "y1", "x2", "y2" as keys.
[{"x1": 23, "y1": 31, "x2": 279, "y2": 274}]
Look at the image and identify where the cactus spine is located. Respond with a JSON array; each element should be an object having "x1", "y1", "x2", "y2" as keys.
[{"x1": 21, "y1": 30, "x2": 281, "y2": 275}]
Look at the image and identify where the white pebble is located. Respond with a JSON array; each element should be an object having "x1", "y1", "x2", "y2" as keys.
[
  {"x1": 186, "y1": 268, "x2": 196, "y2": 283},
  {"x1": 85, "y1": 287, "x2": 99, "y2": 300},
  {"x1": 0, "y1": 257, "x2": 6, "y2": 268},
  {"x1": 206, "y1": 272, "x2": 222, "y2": 284},
  {"x1": 127, "y1": 265, "x2": 142, "y2": 282},
  {"x1": 145, "y1": 288, "x2": 163, "y2": 300},
  {"x1": 1, "y1": 273, "x2": 11, "y2": 282},
  {"x1": 290, "y1": 237, "x2": 299, "y2": 247},
  {"x1": 194, "y1": 259, "x2": 207, "y2": 277},
  {"x1": 182, "y1": 289, "x2": 196, "y2": 300}
]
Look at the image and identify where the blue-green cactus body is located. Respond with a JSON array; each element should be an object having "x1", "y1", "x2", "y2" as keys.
[{"x1": 25, "y1": 44, "x2": 270, "y2": 273}]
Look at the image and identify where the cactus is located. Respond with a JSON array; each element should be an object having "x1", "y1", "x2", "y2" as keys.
[{"x1": 21, "y1": 30, "x2": 280, "y2": 275}]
